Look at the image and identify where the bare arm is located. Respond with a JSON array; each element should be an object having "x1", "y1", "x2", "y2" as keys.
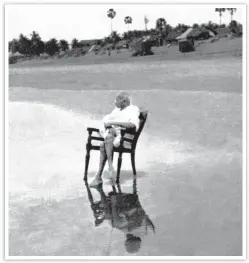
[{"x1": 104, "y1": 121, "x2": 135, "y2": 129}]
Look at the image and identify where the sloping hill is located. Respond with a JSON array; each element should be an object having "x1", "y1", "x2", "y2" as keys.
[{"x1": 10, "y1": 37, "x2": 242, "y2": 68}]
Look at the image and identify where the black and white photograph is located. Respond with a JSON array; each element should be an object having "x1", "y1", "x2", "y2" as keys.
[{"x1": 5, "y1": 1, "x2": 246, "y2": 259}]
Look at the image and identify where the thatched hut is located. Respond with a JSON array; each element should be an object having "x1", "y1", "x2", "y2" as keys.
[
  {"x1": 116, "y1": 40, "x2": 128, "y2": 49},
  {"x1": 188, "y1": 27, "x2": 217, "y2": 40},
  {"x1": 130, "y1": 36, "x2": 154, "y2": 56},
  {"x1": 165, "y1": 30, "x2": 182, "y2": 43},
  {"x1": 176, "y1": 27, "x2": 216, "y2": 42},
  {"x1": 178, "y1": 38, "x2": 195, "y2": 53}
]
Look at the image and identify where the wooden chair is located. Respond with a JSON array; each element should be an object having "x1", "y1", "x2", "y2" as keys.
[{"x1": 84, "y1": 111, "x2": 148, "y2": 182}]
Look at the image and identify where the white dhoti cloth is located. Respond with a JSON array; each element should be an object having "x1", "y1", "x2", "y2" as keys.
[{"x1": 99, "y1": 105, "x2": 140, "y2": 147}]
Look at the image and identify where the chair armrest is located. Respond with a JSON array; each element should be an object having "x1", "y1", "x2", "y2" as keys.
[
  {"x1": 91, "y1": 136, "x2": 104, "y2": 142},
  {"x1": 120, "y1": 128, "x2": 136, "y2": 136},
  {"x1": 122, "y1": 137, "x2": 133, "y2": 143},
  {"x1": 87, "y1": 127, "x2": 100, "y2": 133},
  {"x1": 86, "y1": 128, "x2": 104, "y2": 148},
  {"x1": 119, "y1": 128, "x2": 136, "y2": 145},
  {"x1": 86, "y1": 127, "x2": 135, "y2": 146}
]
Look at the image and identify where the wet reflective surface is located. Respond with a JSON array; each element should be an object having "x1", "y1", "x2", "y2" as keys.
[
  {"x1": 85, "y1": 177, "x2": 155, "y2": 255},
  {"x1": 8, "y1": 57, "x2": 242, "y2": 256}
]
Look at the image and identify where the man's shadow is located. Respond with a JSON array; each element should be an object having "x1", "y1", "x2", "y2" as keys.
[{"x1": 84, "y1": 177, "x2": 155, "y2": 254}]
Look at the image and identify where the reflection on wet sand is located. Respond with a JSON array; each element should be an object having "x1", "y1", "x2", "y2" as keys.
[{"x1": 85, "y1": 177, "x2": 155, "y2": 254}]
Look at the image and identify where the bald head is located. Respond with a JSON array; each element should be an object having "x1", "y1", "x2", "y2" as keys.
[{"x1": 115, "y1": 92, "x2": 132, "y2": 109}]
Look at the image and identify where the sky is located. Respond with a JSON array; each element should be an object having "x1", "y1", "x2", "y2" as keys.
[{"x1": 6, "y1": 4, "x2": 245, "y2": 42}]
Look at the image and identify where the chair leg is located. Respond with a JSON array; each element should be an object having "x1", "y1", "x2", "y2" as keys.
[
  {"x1": 117, "y1": 183, "x2": 122, "y2": 194},
  {"x1": 85, "y1": 181, "x2": 94, "y2": 205},
  {"x1": 84, "y1": 149, "x2": 90, "y2": 181},
  {"x1": 131, "y1": 152, "x2": 136, "y2": 175},
  {"x1": 116, "y1": 153, "x2": 122, "y2": 183}
]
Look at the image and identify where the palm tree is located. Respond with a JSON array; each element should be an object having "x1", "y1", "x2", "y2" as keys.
[
  {"x1": 156, "y1": 18, "x2": 166, "y2": 34},
  {"x1": 227, "y1": 8, "x2": 237, "y2": 22},
  {"x1": 192, "y1": 23, "x2": 199, "y2": 29},
  {"x1": 207, "y1": 21, "x2": 215, "y2": 29},
  {"x1": 107, "y1": 8, "x2": 116, "y2": 35},
  {"x1": 71, "y1": 38, "x2": 79, "y2": 49},
  {"x1": 45, "y1": 38, "x2": 59, "y2": 56},
  {"x1": 30, "y1": 31, "x2": 40, "y2": 42},
  {"x1": 165, "y1": 24, "x2": 173, "y2": 36},
  {"x1": 144, "y1": 15, "x2": 149, "y2": 31},
  {"x1": 174, "y1": 23, "x2": 189, "y2": 33},
  {"x1": 30, "y1": 31, "x2": 44, "y2": 56},
  {"x1": 124, "y1": 16, "x2": 132, "y2": 31},
  {"x1": 18, "y1": 34, "x2": 31, "y2": 55},
  {"x1": 9, "y1": 39, "x2": 19, "y2": 53},
  {"x1": 111, "y1": 30, "x2": 121, "y2": 43},
  {"x1": 156, "y1": 18, "x2": 167, "y2": 46},
  {"x1": 215, "y1": 8, "x2": 226, "y2": 26},
  {"x1": 59, "y1": 39, "x2": 69, "y2": 51}
]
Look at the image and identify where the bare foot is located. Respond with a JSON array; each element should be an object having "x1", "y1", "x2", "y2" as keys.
[
  {"x1": 106, "y1": 169, "x2": 116, "y2": 180},
  {"x1": 89, "y1": 177, "x2": 103, "y2": 188}
]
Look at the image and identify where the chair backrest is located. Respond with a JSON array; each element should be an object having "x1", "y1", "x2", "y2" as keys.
[{"x1": 132, "y1": 110, "x2": 148, "y2": 149}]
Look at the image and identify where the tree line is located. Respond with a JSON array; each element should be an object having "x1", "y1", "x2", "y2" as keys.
[{"x1": 9, "y1": 7, "x2": 240, "y2": 57}]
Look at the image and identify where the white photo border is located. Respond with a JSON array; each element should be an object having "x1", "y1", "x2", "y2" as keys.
[{"x1": 2, "y1": 1, "x2": 247, "y2": 262}]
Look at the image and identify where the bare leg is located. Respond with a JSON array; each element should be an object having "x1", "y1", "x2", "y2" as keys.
[
  {"x1": 105, "y1": 135, "x2": 115, "y2": 172},
  {"x1": 104, "y1": 132, "x2": 117, "y2": 179},
  {"x1": 90, "y1": 128, "x2": 116, "y2": 187},
  {"x1": 90, "y1": 142, "x2": 107, "y2": 187},
  {"x1": 96, "y1": 142, "x2": 107, "y2": 178}
]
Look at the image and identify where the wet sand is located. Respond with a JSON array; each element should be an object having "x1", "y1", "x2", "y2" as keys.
[{"x1": 8, "y1": 56, "x2": 242, "y2": 256}]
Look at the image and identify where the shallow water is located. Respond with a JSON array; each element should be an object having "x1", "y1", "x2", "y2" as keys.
[
  {"x1": 8, "y1": 58, "x2": 242, "y2": 256},
  {"x1": 9, "y1": 57, "x2": 242, "y2": 93},
  {"x1": 9, "y1": 100, "x2": 192, "y2": 200}
]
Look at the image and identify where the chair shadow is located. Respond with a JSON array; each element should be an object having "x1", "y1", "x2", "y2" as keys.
[{"x1": 84, "y1": 177, "x2": 155, "y2": 254}]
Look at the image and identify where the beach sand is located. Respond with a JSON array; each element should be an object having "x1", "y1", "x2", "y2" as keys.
[{"x1": 8, "y1": 42, "x2": 242, "y2": 256}]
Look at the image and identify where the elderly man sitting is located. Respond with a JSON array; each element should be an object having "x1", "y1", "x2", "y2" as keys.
[{"x1": 90, "y1": 92, "x2": 140, "y2": 187}]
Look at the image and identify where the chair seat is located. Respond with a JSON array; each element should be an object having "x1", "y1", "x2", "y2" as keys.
[
  {"x1": 90, "y1": 142, "x2": 132, "y2": 153},
  {"x1": 90, "y1": 132, "x2": 134, "y2": 152}
]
